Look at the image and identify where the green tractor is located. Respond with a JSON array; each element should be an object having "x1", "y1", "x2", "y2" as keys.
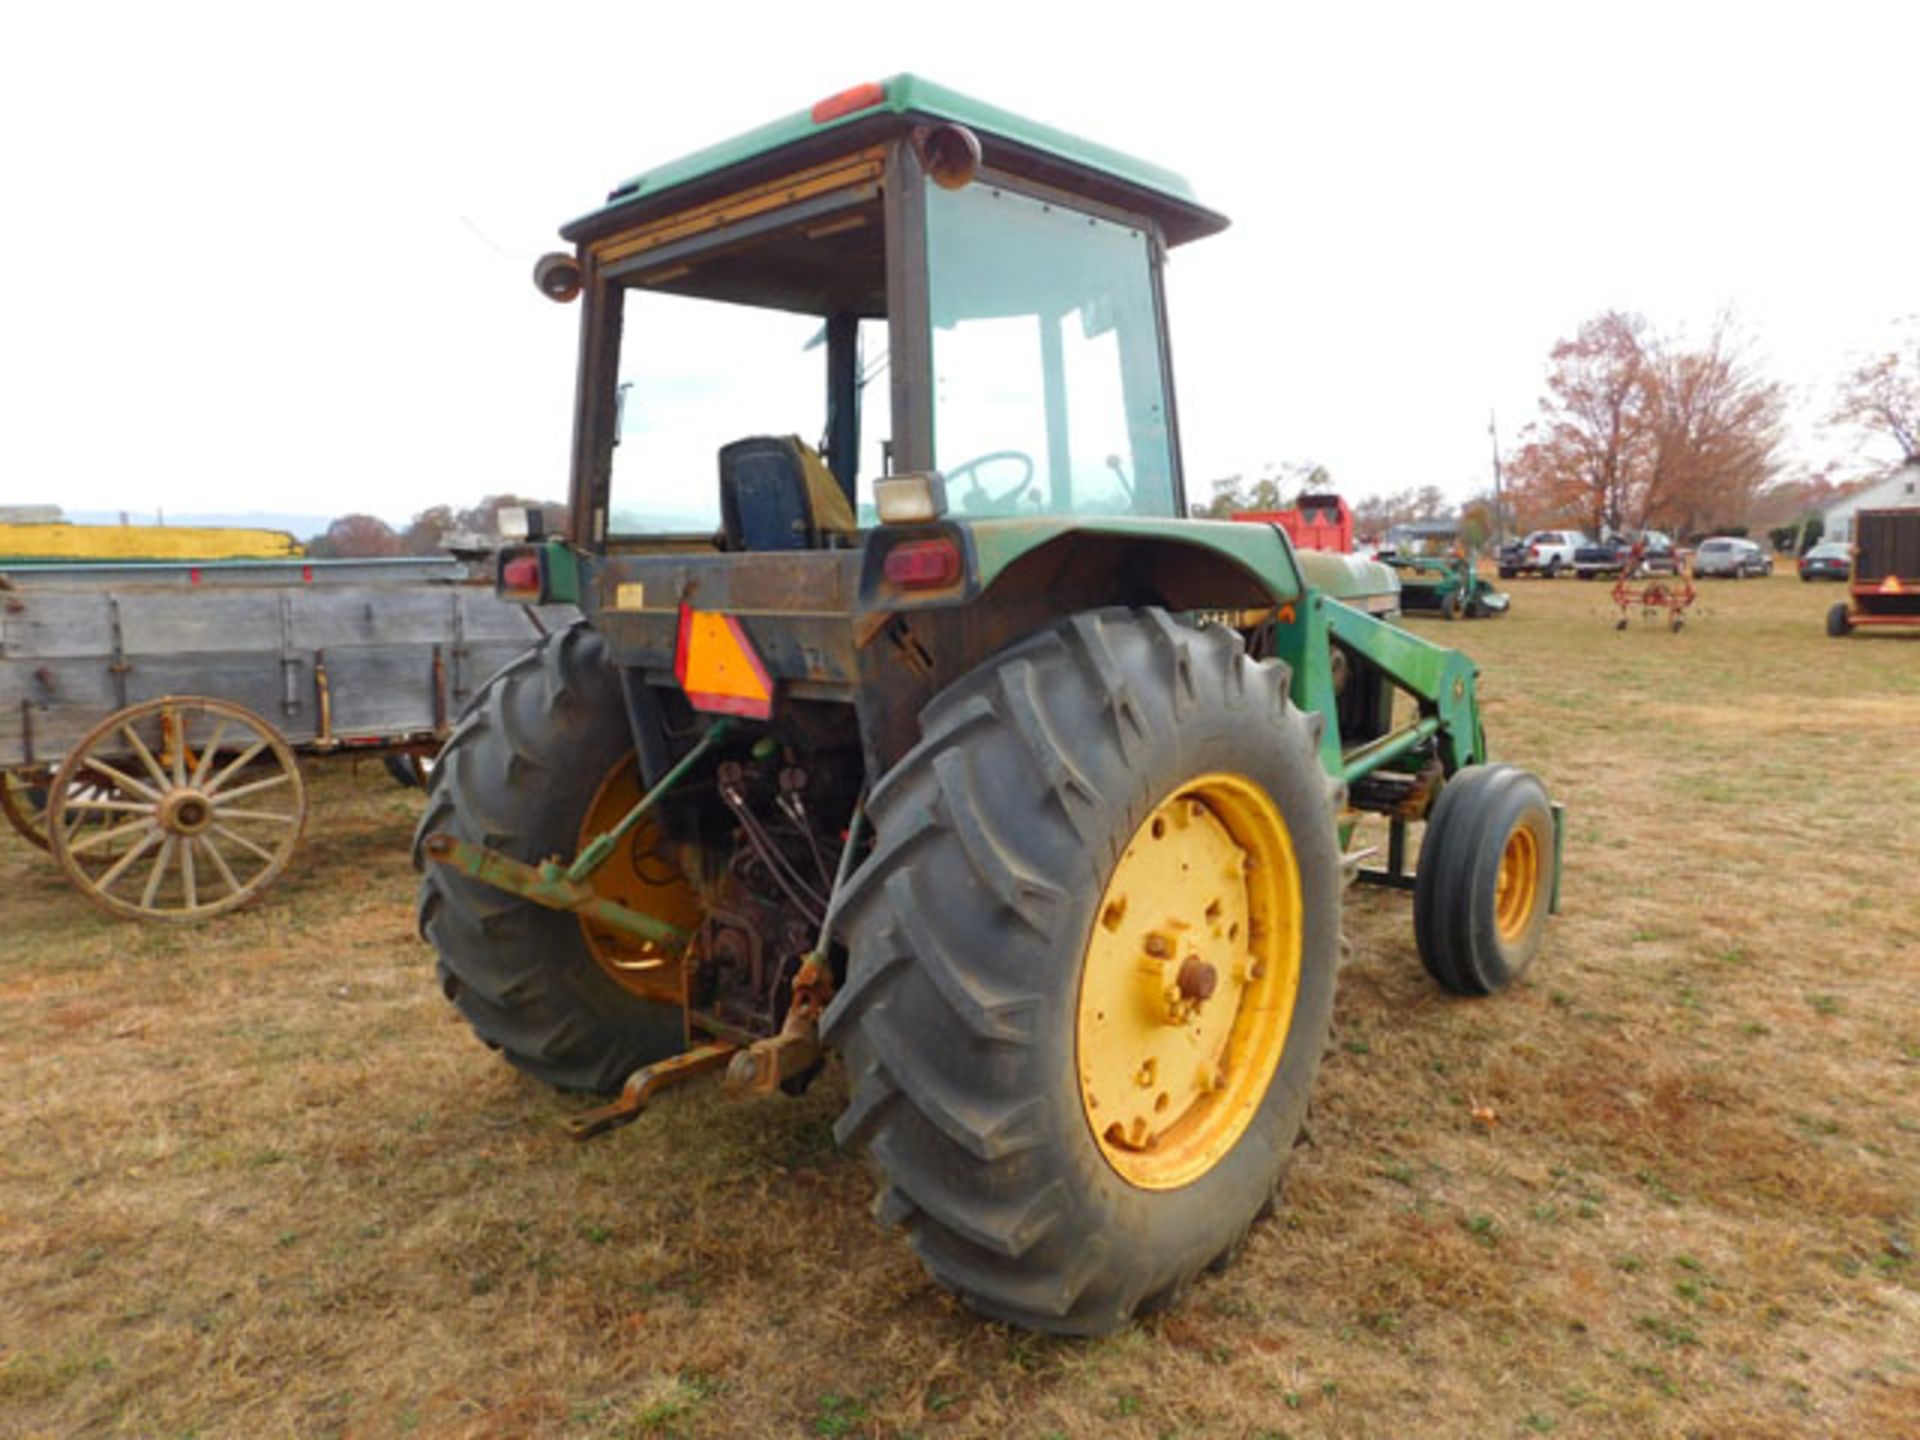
[{"x1": 416, "y1": 76, "x2": 1563, "y2": 1336}]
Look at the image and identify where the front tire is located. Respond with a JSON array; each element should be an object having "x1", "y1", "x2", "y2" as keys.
[
  {"x1": 413, "y1": 624, "x2": 695, "y2": 1093},
  {"x1": 823, "y1": 609, "x2": 1342, "y2": 1335},
  {"x1": 1827, "y1": 602, "x2": 1852, "y2": 638},
  {"x1": 1414, "y1": 764, "x2": 1553, "y2": 995}
]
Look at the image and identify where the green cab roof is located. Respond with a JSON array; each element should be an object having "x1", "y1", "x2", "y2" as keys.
[{"x1": 563, "y1": 74, "x2": 1228, "y2": 246}]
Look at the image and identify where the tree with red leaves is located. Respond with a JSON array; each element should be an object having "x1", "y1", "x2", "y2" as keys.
[
  {"x1": 1505, "y1": 311, "x2": 1656, "y2": 537},
  {"x1": 1506, "y1": 311, "x2": 1783, "y2": 538}
]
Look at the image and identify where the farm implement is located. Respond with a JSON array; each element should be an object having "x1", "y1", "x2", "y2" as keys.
[
  {"x1": 1827, "y1": 508, "x2": 1920, "y2": 636},
  {"x1": 1381, "y1": 551, "x2": 1509, "y2": 620},
  {"x1": 1610, "y1": 573, "x2": 1697, "y2": 632},
  {"x1": 1233, "y1": 498, "x2": 1508, "y2": 620},
  {"x1": 415, "y1": 75, "x2": 1564, "y2": 1335}
]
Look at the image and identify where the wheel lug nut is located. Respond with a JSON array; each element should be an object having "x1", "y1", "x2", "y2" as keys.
[
  {"x1": 1144, "y1": 933, "x2": 1171, "y2": 959},
  {"x1": 1177, "y1": 955, "x2": 1217, "y2": 1003}
]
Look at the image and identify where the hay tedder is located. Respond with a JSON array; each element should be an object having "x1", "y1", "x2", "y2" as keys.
[
  {"x1": 416, "y1": 77, "x2": 1564, "y2": 1335},
  {"x1": 1610, "y1": 575, "x2": 1697, "y2": 631}
]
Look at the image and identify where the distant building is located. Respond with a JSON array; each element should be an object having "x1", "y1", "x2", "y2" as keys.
[
  {"x1": 1823, "y1": 462, "x2": 1920, "y2": 542},
  {"x1": 1382, "y1": 518, "x2": 1461, "y2": 552}
]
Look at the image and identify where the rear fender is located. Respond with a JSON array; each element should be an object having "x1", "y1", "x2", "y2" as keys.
[{"x1": 852, "y1": 524, "x2": 1306, "y2": 775}]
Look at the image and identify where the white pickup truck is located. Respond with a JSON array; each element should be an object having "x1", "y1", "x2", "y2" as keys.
[{"x1": 1497, "y1": 529, "x2": 1590, "y2": 578}]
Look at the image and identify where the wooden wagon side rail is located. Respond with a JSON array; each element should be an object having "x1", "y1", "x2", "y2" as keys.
[{"x1": 1, "y1": 565, "x2": 576, "y2": 921}]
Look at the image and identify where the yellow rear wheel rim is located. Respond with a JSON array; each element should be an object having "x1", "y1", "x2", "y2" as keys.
[
  {"x1": 577, "y1": 754, "x2": 704, "y2": 1001},
  {"x1": 1494, "y1": 824, "x2": 1540, "y2": 942},
  {"x1": 1076, "y1": 774, "x2": 1302, "y2": 1191}
]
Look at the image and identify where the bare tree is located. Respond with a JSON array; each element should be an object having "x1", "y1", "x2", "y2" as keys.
[
  {"x1": 1351, "y1": 484, "x2": 1452, "y2": 536},
  {"x1": 1192, "y1": 464, "x2": 1332, "y2": 519},
  {"x1": 1833, "y1": 317, "x2": 1920, "y2": 464}
]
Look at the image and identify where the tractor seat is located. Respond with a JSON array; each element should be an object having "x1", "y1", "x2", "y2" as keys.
[{"x1": 717, "y1": 436, "x2": 858, "y2": 551}]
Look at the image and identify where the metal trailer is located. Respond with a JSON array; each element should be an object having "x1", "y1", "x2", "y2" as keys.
[
  {"x1": 1827, "y1": 508, "x2": 1920, "y2": 636},
  {"x1": 0, "y1": 556, "x2": 572, "y2": 921}
]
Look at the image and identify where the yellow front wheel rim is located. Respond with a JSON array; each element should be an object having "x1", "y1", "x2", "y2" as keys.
[
  {"x1": 1494, "y1": 824, "x2": 1540, "y2": 942},
  {"x1": 1076, "y1": 774, "x2": 1302, "y2": 1191}
]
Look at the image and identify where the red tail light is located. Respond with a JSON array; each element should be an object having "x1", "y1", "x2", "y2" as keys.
[
  {"x1": 499, "y1": 550, "x2": 543, "y2": 600},
  {"x1": 883, "y1": 538, "x2": 962, "y2": 589}
]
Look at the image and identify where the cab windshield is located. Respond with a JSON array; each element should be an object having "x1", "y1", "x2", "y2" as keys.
[{"x1": 926, "y1": 182, "x2": 1177, "y2": 519}]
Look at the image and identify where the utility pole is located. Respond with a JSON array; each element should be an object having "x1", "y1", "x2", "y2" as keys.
[{"x1": 1488, "y1": 411, "x2": 1506, "y2": 548}]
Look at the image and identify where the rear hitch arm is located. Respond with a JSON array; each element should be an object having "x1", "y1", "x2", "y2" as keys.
[
  {"x1": 418, "y1": 718, "x2": 732, "y2": 949},
  {"x1": 564, "y1": 1043, "x2": 740, "y2": 1140}
]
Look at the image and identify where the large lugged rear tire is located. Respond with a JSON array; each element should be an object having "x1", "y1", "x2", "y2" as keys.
[
  {"x1": 822, "y1": 609, "x2": 1343, "y2": 1335},
  {"x1": 413, "y1": 623, "x2": 689, "y2": 1094}
]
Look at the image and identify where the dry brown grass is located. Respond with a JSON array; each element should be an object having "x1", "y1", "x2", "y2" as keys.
[{"x1": 2, "y1": 572, "x2": 1916, "y2": 1438}]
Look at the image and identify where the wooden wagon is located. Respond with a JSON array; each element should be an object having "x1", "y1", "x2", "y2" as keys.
[{"x1": 0, "y1": 556, "x2": 572, "y2": 921}]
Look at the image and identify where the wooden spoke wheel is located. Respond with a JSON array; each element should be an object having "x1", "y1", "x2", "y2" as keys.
[
  {"x1": 1, "y1": 769, "x2": 52, "y2": 850},
  {"x1": 3, "y1": 766, "x2": 126, "y2": 854},
  {"x1": 382, "y1": 747, "x2": 439, "y2": 790},
  {"x1": 47, "y1": 696, "x2": 309, "y2": 923}
]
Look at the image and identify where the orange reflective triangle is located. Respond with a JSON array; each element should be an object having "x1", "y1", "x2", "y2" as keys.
[{"x1": 674, "y1": 605, "x2": 774, "y2": 719}]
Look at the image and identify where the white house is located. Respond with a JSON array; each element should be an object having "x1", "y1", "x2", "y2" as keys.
[{"x1": 1824, "y1": 461, "x2": 1920, "y2": 543}]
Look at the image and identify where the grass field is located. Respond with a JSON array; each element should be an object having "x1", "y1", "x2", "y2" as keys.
[{"x1": 2, "y1": 572, "x2": 1916, "y2": 1438}]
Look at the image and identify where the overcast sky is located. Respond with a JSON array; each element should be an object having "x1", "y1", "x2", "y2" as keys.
[{"x1": 3, "y1": 2, "x2": 1913, "y2": 526}]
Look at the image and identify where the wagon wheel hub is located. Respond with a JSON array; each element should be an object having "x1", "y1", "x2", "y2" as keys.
[
  {"x1": 159, "y1": 788, "x2": 216, "y2": 836},
  {"x1": 1077, "y1": 775, "x2": 1304, "y2": 1190}
]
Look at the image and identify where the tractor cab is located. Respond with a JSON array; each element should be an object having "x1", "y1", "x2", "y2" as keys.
[{"x1": 536, "y1": 76, "x2": 1227, "y2": 553}]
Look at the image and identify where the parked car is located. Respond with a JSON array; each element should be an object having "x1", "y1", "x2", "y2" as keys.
[
  {"x1": 1797, "y1": 541, "x2": 1851, "y2": 582},
  {"x1": 1692, "y1": 537, "x2": 1773, "y2": 579},
  {"x1": 1498, "y1": 529, "x2": 1590, "y2": 578},
  {"x1": 1573, "y1": 531, "x2": 1677, "y2": 579}
]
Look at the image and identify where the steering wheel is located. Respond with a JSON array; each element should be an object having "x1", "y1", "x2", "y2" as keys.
[{"x1": 946, "y1": 450, "x2": 1037, "y2": 512}]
